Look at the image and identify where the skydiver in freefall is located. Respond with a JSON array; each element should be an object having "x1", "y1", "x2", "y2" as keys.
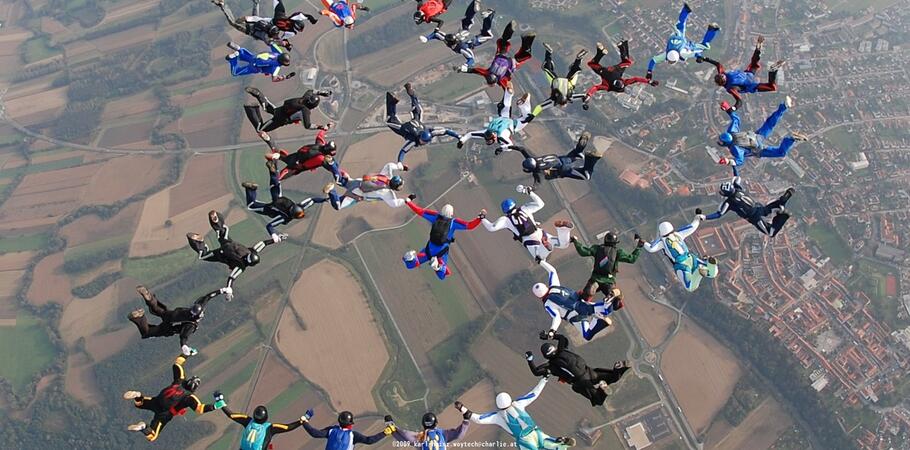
[
  {"x1": 262, "y1": 123, "x2": 342, "y2": 182},
  {"x1": 386, "y1": 83, "x2": 461, "y2": 163},
  {"x1": 419, "y1": 0, "x2": 495, "y2": 71},
  {"x1": 412, "y1": 0, "x2": 454, "y2": 28},
  {"x1": 241, "y1": 159, "x2": 321, "y2": 241},
  {"x1": 572, "y1": 231, "x2": 643, "y2": 305},
  {"x1": 321, "y1": 0, "x2": 370, "y2": 29},
  {"x1": 582, "y1": 40, "x2": 658, "y2": 110},
  {"x1": 642, "y1": 212, "x2": 718, "y2": 292},
  {"x1": 532, "y1": 270, "x2": 615, "y2": 342},
  {"x1": 387, "y1": 411, "x2": 470, "y2": 450},
  {"x1": 457, "y1": 88, "x2": 534, "y2": 154},
  {"x1": 529, "y1": 44, "x2": 588, "y2": 115},
  {"x1": 526, "y1": 332, "x2": 630, "y2": 406},
  {"x1": 245, "y1": 87, "x2": 333, "y2": 136},
  {"x1": 509, "y1": 131, "x2": 605, "y2": 184},
  {"x1": 713, "y1": 96, "x2": 808, "y2": 175},
  {"x1": 699, "y1": 35, "x2": 785, "y2": 111},
  {"x1": 704, "y1": 177, "x2": 794, "y2": 237},
  {"x1": 122, "y1": 353, "x2": 218, "y2": 442},
  {"x1": 212, "y1": 0, "x2": 318, "y2": 50},
  {"x1": 322, "y1": 161, "x2": 409, "y2": 210},
  {"x1": 301, "y1": 409, "x2": 395, "y2": 448},
  {"x1": 483, "y1": 184, "x2": 573, "y2": 277},
  {"x1": 456, "y1": 20, "x2": 536, "y2": 91},
  {"x1": 402, "y1": 197, "x2": 484, "y2": 280},
  {"x1": 646, "y1": 3, "x2": 721, "y2": 82},
  {"x1": 128, "y1": 285, "x2": 227, "y2": 357},
  {"x1": 225, "y1": 41, "x2": 295, "y2": 82},
  {"x1": 186, "y1": 210, "x2": 282, "y2": 300},
  {"x1": 220, "y1": 402, "x2": 306, "y2": 450},
  {"x1": 454, "y1": 378, "x2": 576, "y2": 449}
]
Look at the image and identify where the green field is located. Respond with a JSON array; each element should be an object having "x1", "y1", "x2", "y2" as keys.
[
  {"x1": 807, "y1": 223, "x2": 852, "y2": 265},
  {"x1": 64, "y1": 234, "x2": 131, "y2": 264},
  {"x1": 268, "y1": 379, "x2": 310, "y2": 414},
  {"x1": 426, "y1": 72, "x2": 484, "y2": 103},
  {"x1": 236, "y1": 149, "x2": 272, "y2": 194},
  {"x1": 220, "y1": 360, "x2": 258, "y2": 397},
  {"x1": 197, "y1": 328, "x2": 262, "y2": 381},
  {"x1": 0, "y1": 156, "x2": 85, "y2": 179},
  {"x1": 850, "y1": 260, "x2": 904, "y2": 330},
  {"x1": 603, "y1": 373, "x2": 660, "y2": 419},
  {"x1": 825, "y1": 0, "x2": 897, "y2": 14},
  {"x1": 21, "y1": 36, "x2": 62, "y2": 64},
  {"x1": 0, "y1": 232, "x2": 52, "y2": 254},
  {"x1": 183, "y1": 96, "x2": 242, "y2": 118},
  {"x1": 824, "y1": 127, "x2": 863, "y2": 153},
  {"x1": 123, "y1": 250, "x2": 198, "y2": 285},
  {"x1": 0, "y1": 314, "x2": 57, "y2": 393},
  {"x1": 206, "y1": 432, "x2": 235, "y2": 450}
]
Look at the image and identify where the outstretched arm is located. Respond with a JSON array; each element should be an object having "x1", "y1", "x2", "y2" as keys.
[
  {"x1": 221, "y1": 406, "x2": 252, "y2": 426},
  {"x1": 509, "y1": 145, "x2": 534, "y2": 159},
  {"x1": 442, "y1": 420, "x2": 470, "y2": 442},
  {"x1": 522, "y1": 190, "x2": 544, "y2": 215},
  {"x1": 527, "y1": 359, "x2": 550, "y2": 377},
  {"x1": 405, "y1": 200, "x2": 438, "y2": 222},
  {"x1": 700, "y1": 55, "x2": 723, "y2": 73},
  {"x1": 643, "y1": 238, "x2": 664, "y2": 253},
  {"x1": 545, "y1": 303, "x2": 562, "y2": 335},
  {"x1": 172, "y1": 354, "x2": 188, "y2": 384},
  {"x1": 392, "y1": 427, "x2": 421, "y2": 444},
  {"x1": 482, "y1": 216, "x2": 513, "y2": 232},
  {"x1": 573, "y1": 240, "x2": 595, "y2": 257},
  {"x1": 270, "y1": 420, "x2": 304, "y2": 434},
  {"x1": 705, "y1": 200, "x2": 731, "y2": 220},
  {"x1": 302, "y1": 422, "x2": 330, "y2": 439},
  {"x1": 676, "y1": 216, "x2": 702, "y2": 240},
  {"x1": 553, "y1": 333, "x2": 569, "y2": 351},
  {"x1": 353, "y1": 430, "x2": 387, "y2": 445},
  {"x1": 514, "y1": 377, "x2": 548, "y2": 409}
]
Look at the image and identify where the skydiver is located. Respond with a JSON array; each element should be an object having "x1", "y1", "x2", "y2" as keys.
[
  {"x1": 646, "y1": 3, "x2": 721, "y2": 82},
  {"x1": 220, "y1": 403, "x2": 306, "y2": 450},
  {"x1": 698, "y1": 35, "x2": 785, "y2": 111},
  {"x1": 420, "y1": 1, "x2": 494, "y2": 70},
  {"x1": 483, "y1": 184, "x2": 574, "y2": 277},
  {"x1": 526, "y1": 332, "x2": 630, "y2": 406},
  {"x1": 714, "y1": 96, "x2": 808, "y2": 175},
  {"x1": 263, "y1": 124, "x2": 342, "y2": 182},
  {"x1": 244, "y1": 87, "x2": 333, "y2": 135},
  {"x1": 642, "y1": 213, "x2": 718, "y2": 292},
  {"x1": 704, "y1": 177, "x2": 794, "y2": 237},
  {"x1": 211, "y1": 0, "x2": 318, "y2": 50},
  {"x1": 456, "y1": 20, "x2": 535, "y2": 91},
  {"x1": 321, "y1": 0, "x2": 369, "y2": 29},
  {"x1": 128, "y1": 285, "x2": 227, "y2": 357},
  {"x1": 454, "y1": 378, "x2": 576, "y2": 449},
  {"x1": 532, "y1": 270, "x2": 615, "y2": 342},
  {"x1": 572, "y1": 231, "x2": 642, "y2": 306},
  {"x1": 122, "y1": 353, "x2": 218, "y2": 442},
  {"x1": 582, "y1": 40, "x2": 657, "y2": 110},
  {"x1": 413, "y1": 0, "x2": 454, "y2": 28},
  {"x1": 457, "y1": 89, "x2": 534, "y2": 154},
  {"x1": 225, "y1": 41, "x2": 294, "y2": 82},
  {"x1": 386, "y1": 83, "x2": 461, "y2": 163},
  {"x1": 301, "y1": 409, "x2": 395, "y2": 448},
  {"x1": 387, "y1": 412, "x2": 470, "y2": 450},
  {"x1": 186, "y1": 210, "x2": 281, "y2": 300},
  {"x1": 241, "y1": 160, "x2": 321, "y2": 240},
  {"x1": 529, "y1": 44, "x2": 588, "y2": 116},
  {"x1": 402, "y1": 197, "x2": 484, "y2": 280},
  {"x1": 510, "y1": 131, "x2": 605, "y2": 184},
  {"x1": 323, "y1": 161, "x2": 408, "y2": 209}
]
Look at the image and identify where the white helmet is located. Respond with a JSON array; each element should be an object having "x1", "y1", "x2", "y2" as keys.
[
  {"x1": 441, "y1": 204, "x2": 454, "y2": 218},
  {"x1": 343, "y1": 16, "x2": 355, "y2": 26},
  {"x1": 495, "y1": 392, "x2": 512, "y2": 409},
  {"x1": 666, "y1": 50, "x2": 680, "y2": 64},
  {"x1": 658, "y1": 221, "x2": 674, "y2": 237},
  {"x1": 531, "y1": 283, "x2": 549, "y2": 298}
]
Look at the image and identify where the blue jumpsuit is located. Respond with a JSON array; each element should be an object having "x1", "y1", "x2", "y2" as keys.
[
  {"x1": 722, "y1": 102, "x2": 795, "y2": 175},
  {"x1": 647, "y1": 3, "x2": 719, "y2": 76},
  {"x1": 228, "y1": 43, "x2": 285, "y2": 78},
  {"x1": 403, "y1": 202, "x2": 481, "y2": 280}
]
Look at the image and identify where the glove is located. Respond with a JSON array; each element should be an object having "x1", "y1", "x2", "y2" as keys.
[
  {"x1": 407, "y1": 194, "x2": 417, "y2": 201},
  {"x1": 456, "y1": 140, "x2": 464, "y2": 149},
  {"x1": 516, "y1": 184, "x2": 530, "y2": 194},
  {"x1": 650, "y1": 80, "x2": 660, "y2": 86},
  {"x1": 302, "y1": 409, "x2": 314, "y2": 422},
  {"x1": 478, "y1": 209, "x2": 486, "y2": 219},
  {"x1": 539, "y1": 330, "x2": 554, "y2": 340},
  {"x1": 282, "y1": 39, "x2": 292, "y2": 50},
  {"x1": 181, "y1": 345, "x2": 198, "y2": 357},
  {"x1": 570, "y1": 236, "x2": 577, "y2": 243},
  {"x1": 695, "y1": 208, "x2": 703, "y2": 215},
  {"x1": 286, "y1": 72, "x2": 296, "y2": 79},
  {"x1": 383, "y1": 423, "x2": 396, "y2": 435},
  {"x1": 402, "y1": 163, "x2": 409, "y2": 171},
  {"x1": 582, "y1": 103, "x2": 589, "y2": 110},
  {"x1": 696, "y1": 214, "x2": 706, "y2": 221},
  {"x1": 646, "y1": 70, "x2": 653, "y2": 80},
  {"x1": 695, "y1": 55, "x2": 704, "y2": 63},
  {"x1": 637, "y1": 238, "x2": 645, "y2": 248},
  {"x1": 454, "y1": 401, "x2": 467, "y2": 413},
  {"x1": 525, "y1": 351, "x2": 533, "y2": 361},
  {"x1": 494, "y1": 148, "x2": 503, "y2": 156},
  {"x1": 213, "y1": 391, "x2": 226, "y2": 409},
  {"x1": 419, "y1": 35, "x2": 428, "y2": 43},
  {"x1": 220, "y1": 287, "x2": 233, "y2": 297},
  {"x1": 271, "y1": 233, "x2": 282, "y2": 244},
  {"x1": 318, "y1": 90, "x2": 333, "y2": 97},
  {"x1": 720, "y1": 100, "x2": 732, "y2": 112}
]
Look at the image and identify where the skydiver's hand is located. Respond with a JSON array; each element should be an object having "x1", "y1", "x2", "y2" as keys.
[
  {"x1": 570, "y1": 235, "x2": 578, "y2": 243},
  {"x1": 220, "y1": 287, "x2": 233, "y2": 297},
  {"x1": 582, "y1": 103, "x2": 589, "y2": 110},
  {"x1": 516, "y1": 184, "x2": 531, "y2": 194},
  {"x1": 454, "y1": 401, "x2": 466, "y2": 413},
  {"x1": 286, "y1": 72, "x2": 296, "y2": 79},
  {"x1": 757, "y1": 35, "x2": 765, "y2": 46},
  {"x1": 695, "y1": 208, "x2": 703, "y2": 215},
  {"x1": 478, "y1": 209, "x2": 486, "y2": 219},
  {"x1": 695, "y1": 55, "x2": 704, "y2": 63},
  {"x1": 181, "y1": 345, "x2": 198, "y2": 357},
  {"x1": 302, "y1": 409, "x2": 314, "y2": 422},
  {"x1": 456, "y1": 140, "x2": 465, "y2": 149},
  {"x1": 407, "y1": 194, "x2": 417, "y2": 202},
  {"x1": 525, "y1": 351, "x2": 534, "y2": 361},
  {"x1": 720, "y1": 100, "x2": 732, "y2": 112},
  {"x1": 646, "y1": 71, "x2": 653, "y2": 80},
  {"x1": 318, "y1": 89, "x2": 333, "y2": 97},
  {"x1": 271, "y1": 233, "x2": 282, "y2": 244},
  {"x1": 213, "y1": 391, "x2": 226, "y2": 409},
  {"x1": 494, "y1": 148, "x2": 503, "y2": 156},
  {"x1": 696, "y1": 214, "x2": 706, "y2": 221},
  {"x1": 402, "y1": 163, "x2": 409, "y2": 171},
  {"x1": 650, "y1": 80, "x2": 660, "y2": 86},
  {"x1": 282, "y1": 39, "x2": 292, "y2": 50}
]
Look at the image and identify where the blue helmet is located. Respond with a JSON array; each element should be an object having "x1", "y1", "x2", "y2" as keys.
[
  {"x1": 719, "y1": 181, "x2": 735, "y2": 196},
  {"x1": 419, "y1": 130, "x2": 433, "y2": 143},
  {"x1": 718, "y1": 132, "x2": 733, "y2": 146},
  {"x1": 501, "y1": 198, "x2": 516, "y2": 213},
  {"x1": 521, "y1": 158, "x2": 537, "y2": 172},
  {"x1": 389, "y1": 175, "x2": 403, "y2": 190}
]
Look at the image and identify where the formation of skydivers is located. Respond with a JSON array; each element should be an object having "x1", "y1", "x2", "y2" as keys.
[{"x1": 123, "y1": 1, "x2": 806, "y2": 448}]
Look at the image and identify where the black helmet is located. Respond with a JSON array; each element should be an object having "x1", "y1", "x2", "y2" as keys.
[
  {"x1": 422, "y1": 412, "x2": 438, "y2": 429},
  {"x1": 444, "y1": 33, "x2": 458, "y2": 46},
  {"x1": 278, "y1": 53, "x2": 291, "y2": 65},
  {"x1": 321, "y1": 141, "x2": 337, "y2": 155},
  {"x1": 302, "y1": 94, "x2": 320, "y2": 109},
  {"x1": 246, "y1": 251, "x2": 261, "y2": 266},
  {"x1": 413, "y1": 11, "x2": 424, "y2": 24},
  {"x1": 291, "y1": 18, "x2": 306, "y2": 32},
  {"x1": 483, "y1": 129, "x2": 497, "y2": 144},
  {"x1": 290, "y1": 204, "x2": 305, "y2": 219},
  {"x1": 389, "y1": 175, "x2": 403, "y2": 190},
  {"x1": 603, "y1": 231, "x2": 619, "y2": 245},
  {"x1": 338, "y1": 411, "x2": 354, "y2": 427},
  {"x1": 540, "y1": 343, "x2": 557, "y2": 358},
  {"x1": 485, "y1": 73, "x2": 499, "y2": 85},
  {"x1": 552, "y1": 90, "x2": 567, "y2": 105},
  {"x1": 253, "y1": 405, "x2": 269, "y2": 423},
  {"x1": 521, "y1": 158, "x2": 537, "y2": 172},
  {"x1": 268, "y1": 25, "x2": 280, "y2": 38},
  {"x1": 183, "y1": 376, "x2": 201, "y2": 392},
  {"x1": 611, "y1": 79, "x2": 625, "y2": 91},
  {"x1": 189, "y1": 303, "x2": 204, "y2": 319}
]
